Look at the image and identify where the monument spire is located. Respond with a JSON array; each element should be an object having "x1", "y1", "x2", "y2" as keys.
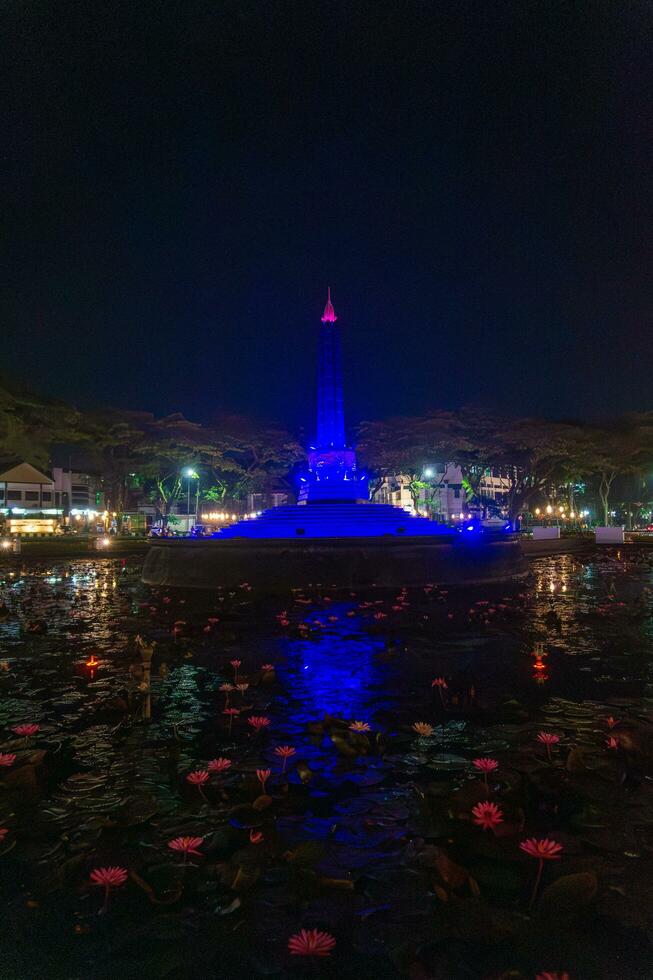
[{"x1": 321, "y1": 287, "x2": 337, "y2": 323}]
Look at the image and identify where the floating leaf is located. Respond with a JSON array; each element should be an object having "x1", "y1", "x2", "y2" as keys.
[{"x1": 538, "y1": 871, "x2": 598, "y2": 915}]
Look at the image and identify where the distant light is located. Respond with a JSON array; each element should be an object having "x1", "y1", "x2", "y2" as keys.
[
  {"x1": 1, "y1": 540, "x2": 11, "y2": 550},
  {"x1": 546, "y1": 505, "x2": 553, "y2": 515},
  {"x1": 466, "y1": 525, "x2": 474, "y2": 531},
  {"x1": 535, "y1": 508, "x2": 540, "y2": 515},
  {"x1": 183, "y1": 468, "x2": 198, "y2": 478},
  {"x1": 101, "y1": 537, "x2": 111, "y2": 547},
  {"x1": 423, "y1": 467, "x2": 435, "y2": 478}
]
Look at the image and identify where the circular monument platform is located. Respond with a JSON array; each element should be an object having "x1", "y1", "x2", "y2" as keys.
[{"x1": 142, "y1": 504, "x2": 527, "y2": 591}]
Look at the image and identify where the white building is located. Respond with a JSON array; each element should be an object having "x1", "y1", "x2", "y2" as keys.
[
  {"x1": 375, "y1": 466, "x2": 510, "y2": 522},
  {"x1": 0, "y1": 462, "x2": 60, "y2": 533},
  {"x1": 375, "y1": 464, "x2": 466, "y2": 522}
]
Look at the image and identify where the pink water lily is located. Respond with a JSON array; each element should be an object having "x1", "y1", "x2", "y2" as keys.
[
  {"x1": 12, "y1": 724, "x2": 39, "y2": 739},
  {"x1": 274, "y1": 745, "x2": 296, "y2": 772},
  {"x1": 256, "y1": 768, "x2": 271, "y2": 793},
  {"x1": 167, "y1": 836, "x2": 203, "y2": 862},
  {"x1": 288, "y1": 928, "x2": 336, "y2": 957},
  {"x1": 349, "y1": 721, "x2": 371, "y2": 733},
  {"x1": 473, "y1": 757, "x2": 498, "y2": 792},
  {"x1": 247, "y1": 715, "x2": 271, "y2": 734},
  {"x1": 471, "y1": 800, "x2": 504, "y2": 832},
  {"x1": 537, "y1": 731, "x2": 560, "y2": 762},
  {"x1": 0, "y1": 753, "x2": 16, "y2": 767},
  {"x1": 208, "y1": 757, "x2": 232, "y2": 774},
  {"x1": 186, "y1": 770, "x2": 209, "y2": 800},
  {"x1": 90, "y1": 866, "x2": 128, "y2": 913},
  {"x1": 520, "y1": 838, "x2": 563, "y2": 908},
  {"x1": 412, "y1": 722, "x2": 434, "y2": 737},
  {"x1": 249, "y1": 829, "x2": 264, "y2": 844}
]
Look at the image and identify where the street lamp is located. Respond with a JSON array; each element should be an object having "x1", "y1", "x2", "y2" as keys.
[
  {"x1": 423, "y1": 467, "x2": 435, "y2": 479},
  {"x1": 183, "y1": 468, "x2": 199, "y2": 529}
]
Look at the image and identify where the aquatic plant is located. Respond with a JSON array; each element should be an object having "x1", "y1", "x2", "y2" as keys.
[
  {"x1": 537, "y1": 732, "x2": 561, "y2": 762},
  {"x1": 0, "y1": 753, "x2": 16, "y2": 767},
  {"x1": 223, "y1": 707, "x2": 240, "y2": 735},
  {"x1": 249, "y1": 829, "x2": 264, "y2": 844},
  {"x1": 247, "y1": 715, "x2": 271, "y2": 734},
  {"x1": 519, "y1": 837, "x2": 563, "y2": 908},
  {"x1": 412, "y1": 722, "x2": 435, "y2": 737},
  {"x1": 431, "y1": 676, "x2": 448, "y2": 708},
  {"x1": 288, "y1": 928, "x2": 336, "y2": 957},
  {"x1": 471, "y1": 800, "x2": 504, "y2": 832},
  {"x1": 207, "y1": 757, "x2": 232, "y2": 774},
  {"x1": 12, "y1": 724, "x2": 40, "y2": 740},
  {"x1": 349, "y1": 721, "x2": 371, "y2": 733},
  {"x1": 274, "y1": 745, "x2": 296, "y2": 772},
  {"x1": 473, "y1": 757, "x2": 499, "y2": 792},
  {"x1": 167, "y1": 836, "x2": 203, "y2": 862},
  {"x1": 186, "y1": 770, "x2": 210, "y2": 801},
  {"x1": 89, "y1": 866, "x2": 128, "y2": 913},
  {"x1": 256, "y1": 768, "x2": 271, "y2": 793}
]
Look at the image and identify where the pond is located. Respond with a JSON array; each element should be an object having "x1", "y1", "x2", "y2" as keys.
[{"x1": 0, "y1": 551, "x2": 652, "y2": 979}]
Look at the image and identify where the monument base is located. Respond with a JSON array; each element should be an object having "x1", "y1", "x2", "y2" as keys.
[{"x1": 142, "y1": 533, "x2": 527, "y2": 591}]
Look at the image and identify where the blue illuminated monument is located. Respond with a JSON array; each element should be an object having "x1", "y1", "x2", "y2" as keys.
[
  {"x1": 302, "y1": 288, "x2": 368, "y2": 503},
  {"x1": 143, "y1": 291, "x2": 524, "y2": 588}
]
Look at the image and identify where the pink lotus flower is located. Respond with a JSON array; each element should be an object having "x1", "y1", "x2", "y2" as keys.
[
  {"x1": 186, "y1": 770, "x2": 209, "y2": 800},
  {"x1": 208, "y1": 757, "x2": 232, "y2": 774},
  {"x1": 349, "y1": 721, "x2": 371, "y2": 733},
  {"x1": 432, "y1": 676, "x2": 448, "y2": 706},
  {"x1": 472, "y1": 801, "x2": 504, "y2": 832},
  {"x1": 167, "y1": 836, "x2": 203, "y2": 861},
  {"x1": 261, "y1": 663, "x2": 274, "y2": 671},
  {"x1": 288, "y1": 928, "x2": 336, "y2": 957},
  {"x1": 274, "y1": 745, "x2": 296, "y2": 772},
  {"x1": 0, "y1": 828, "x2": 8, "y2": 843},
  {"x1": 90, "y1": 866, "x2": 128, "y2": 913},
  {"x1": 473, "y1": 757, "x2": 498, "y2": 791},
  {"x1": 236, "y1": 683, "x2": 249, "y2": 694},
  {"x1": 537, "y1": 731, "x2": 561, "y2": 761},
  {"x1": 248, "y1": 715, "x2": 271, "y2": 734},
  {"x1": 249, "y1": 829, "x2": 264, "y2": 844},
  {"x1": 12, "y1": 724, "x2": 39, "y2": 738},
  {"x1": 412, "y1": 722, "x2": 434, "y2": 737},
  {"x1": 230, "y1": 659, "x2": 242, "y2": 669},
  {"x1": 520, "y1": 838, "x2": 563, "y2": 908},
  {"x1": 223, "y1": 707, "x2": 240, "y2": 735},
  {"x1": 606, "y1": 736, "x2": 619, "y2": 750},
  {"x1": 256, "y1": 768, "x2": 271, "y2": 793},
  {"x1": 536, "y1": 973, "x2": 570, "y2": 980},
  {"x1": 0, "y1": 753, "x2": 16, "y2": 767},
  {"x1": 605, "y1": 716, "x2": 618, "y2": 729}
]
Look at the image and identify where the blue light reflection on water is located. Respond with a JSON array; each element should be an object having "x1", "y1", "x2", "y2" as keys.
[{"x1": 275, "y1": 603, "x2": 396, "y2": 722}]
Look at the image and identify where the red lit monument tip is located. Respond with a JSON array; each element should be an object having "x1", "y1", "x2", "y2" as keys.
[{"x1": 321, "y1": 286, "x2": 337, "y2": 323}]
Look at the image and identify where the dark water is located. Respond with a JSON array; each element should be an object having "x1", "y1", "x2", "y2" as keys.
[{"x1": 0, "y1": 551, "x2": 652, "y2": 980}]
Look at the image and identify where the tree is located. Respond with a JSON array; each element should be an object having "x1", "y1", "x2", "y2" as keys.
[{"x1": 576, "y1": 416, "x2": 653, "y2": 526}]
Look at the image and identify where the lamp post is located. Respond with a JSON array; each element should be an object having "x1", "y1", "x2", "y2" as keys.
[{"x1": 183, "y1": 468, "x2": 199, "y2": 532}]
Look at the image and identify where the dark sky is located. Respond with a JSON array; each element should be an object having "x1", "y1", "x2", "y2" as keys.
[{"x1": 4, "y1": 0, "x2": 653, "y2": 432}]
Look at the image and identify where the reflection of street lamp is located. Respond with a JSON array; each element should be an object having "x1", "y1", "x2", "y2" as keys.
[{"x1": 183, "y1": 468, "x2": 199, "y2": 528}]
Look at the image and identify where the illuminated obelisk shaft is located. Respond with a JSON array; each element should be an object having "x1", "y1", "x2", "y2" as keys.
[
  {"x1": 306, "y1": 289, "x2": 363, "y2": 503},
  {"x1": 317, "y1": 287, "x2": 345, "y2": 448}
]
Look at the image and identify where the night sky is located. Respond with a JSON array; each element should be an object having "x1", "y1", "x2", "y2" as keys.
[{"x1": 4, "y1": 1, "x2": 653, "y2": 430}]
